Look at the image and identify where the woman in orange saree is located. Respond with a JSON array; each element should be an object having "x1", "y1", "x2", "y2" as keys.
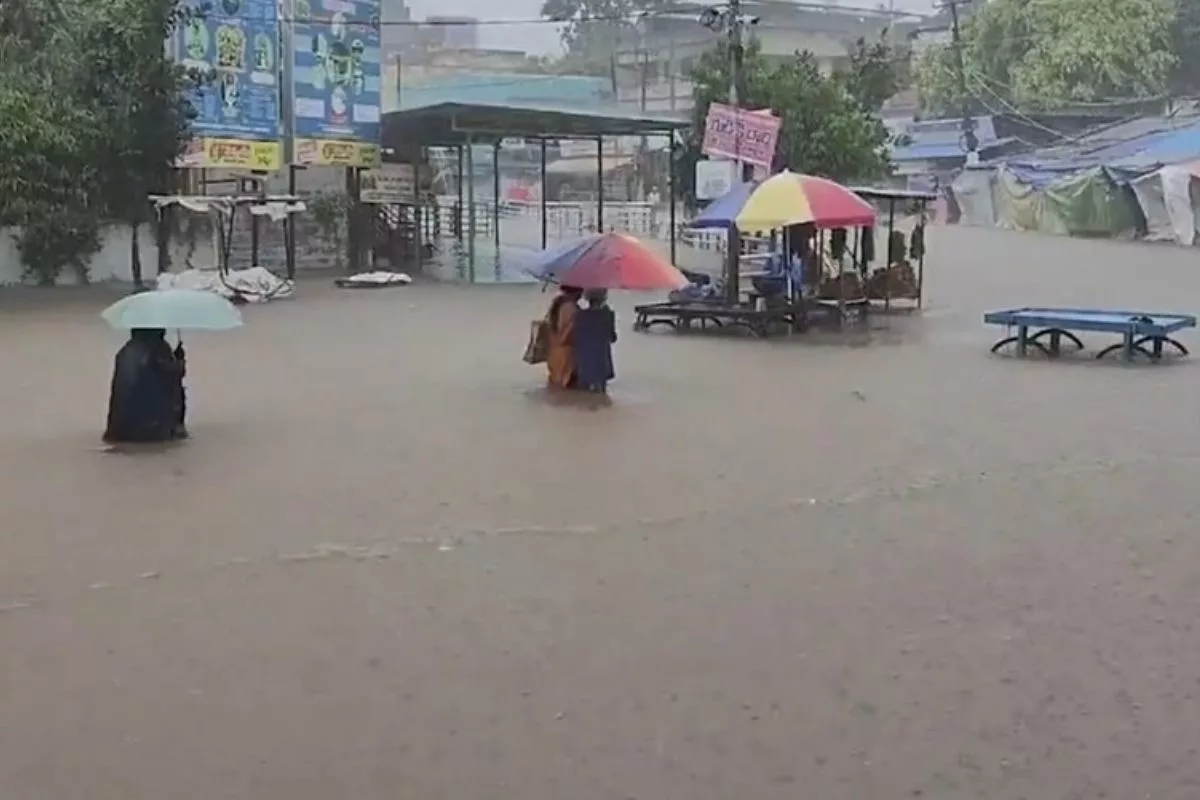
[{"x1": 545, "y1": 286, "x2": 582, "y2": 390}]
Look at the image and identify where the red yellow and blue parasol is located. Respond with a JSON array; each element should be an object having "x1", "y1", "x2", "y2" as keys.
[{"x1": 691, "y1": 170, "x2": 877, "y2": 231}]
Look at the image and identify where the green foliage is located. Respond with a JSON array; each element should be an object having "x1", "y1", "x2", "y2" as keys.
[
  {"x1": 840, "y1": 36, "x2": 906, "y2": 112},
  {"x1": 15, "y1": 214, "x2": 101, "y2": 285},
  {"x1": 309, "y1": 191, "x2": 353, "y2": 270},
  {"x1": 539, "y1": 0, "x2": 664, "y2": 64},
  {"x1": 678, "y1": 36, "x2": 896, "y2": 202},
  {"x1": 1169, "y1": 0, "x2": 1200, "y2": 94},
  {"x1": 0, "y1": 0, "x2": 197, "y2": 285},
  {"x1": 914, "y1": 0, "x2": 1176, "y2": 113},
  {"x1": 0, "y1": 3, "x2": 102, "y2": 282}
]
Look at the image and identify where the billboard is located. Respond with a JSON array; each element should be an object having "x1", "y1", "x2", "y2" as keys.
[
  {"x1": 291, "y1": 0, "x2": 383, "y2": 167},
  {"x1": 176, "y1": 0, "x2": 282, "y2": 170},
  {"x1": 695, "y1": 159, "x2": 737, "y2": 201},
  {"x1": 359, "y1": 163, "x2": 415, "y2": 203},
  {"x1": 701, "y1": 103, "x2": 780, "y2": 170}
]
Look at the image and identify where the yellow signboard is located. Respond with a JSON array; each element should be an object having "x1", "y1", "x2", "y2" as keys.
[
  {"x1": 177, "y1": 138, "x2": 282, "y2": 171},
  {"x1": 294, "y1": 139, "x2": 382, "y2": 168}
]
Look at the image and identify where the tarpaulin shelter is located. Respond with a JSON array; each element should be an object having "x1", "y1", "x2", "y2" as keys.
[
  {"x1": 950, "y1": 111, "x2": 1200, "y2": 243},
  {"x1": 1130, "y1": 162, "x2": 1200, "y2": 245},
  {"x1": 989, "y1": 166, "x2": 1140, "y2": 237}
]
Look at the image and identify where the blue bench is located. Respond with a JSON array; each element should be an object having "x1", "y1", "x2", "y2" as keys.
[{"x1": 983, "y1": 307, "x2": 1196, "y2": 362}]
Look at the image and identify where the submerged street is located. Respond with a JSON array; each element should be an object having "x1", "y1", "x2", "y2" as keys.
[{"x1": 2, "y1": 225, "x2": 1200, "y2": 798}]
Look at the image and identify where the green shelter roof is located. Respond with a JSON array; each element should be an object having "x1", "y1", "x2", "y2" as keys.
[{"x1": 382, "y1": 101, "x2": 689, "y2": 149}]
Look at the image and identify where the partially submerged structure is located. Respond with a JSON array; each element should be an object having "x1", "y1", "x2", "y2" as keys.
[
  {"x1": 949, "y1": 111, "x2": 1200, "y2": 245},
  {"x1": 380, "y1": 100, "x2": 688, "y2": 282}
]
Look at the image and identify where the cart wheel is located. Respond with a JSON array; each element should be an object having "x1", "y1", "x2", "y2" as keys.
[
  {"x1": 1028, "y1": 328, "x2": 1084, "y2": 351},
  {"x1": 990, "y1": 336, "x2": 1052, "y2": 357},
  {"x1": 1095, "y1": 343, "x2": 1156, "y2": 361},
  {"x1": 1133, "y1": 336, "x2": 1189, "y2": 357}
]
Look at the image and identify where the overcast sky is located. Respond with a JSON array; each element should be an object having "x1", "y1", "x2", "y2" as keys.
[
  {"x1": 403, "y1": 0, "x2": 938, "y2": 55},
  {"x1": 405, "y1": 0, "x2": 566, "y2": 54}
]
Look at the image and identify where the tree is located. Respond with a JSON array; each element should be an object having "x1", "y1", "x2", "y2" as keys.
[
  {"x1": 74, "y1": 0, "x2": 199, "y2": 287},
  {"x1": 0, "y1": 0, "x2": 197, "y2": 285},
  {"x1": 0, "y1": 0, "x2": 103, "y2": 283},
  {"x1": 540, "y1": 0, "x2": 665, "y2": 67},
  {"x1": 840, "y1": 36, "x2": 906, "y2": 112},
  {"x1": 678, "y1": 37, "x2": 895, "y2": 203},
  {"x1": 1169, "y1": 0, "x2": 1200, "y2": 95},
  {"x1": 914, "y1": 0, "x2": 1176, "y2": 114}
]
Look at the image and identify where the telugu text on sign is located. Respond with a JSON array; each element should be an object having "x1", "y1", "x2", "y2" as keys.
[
  {"x1": 701, "y1": 103, "x2": 781, "y2": 169},
  {"x1": 294, "y1": 138, "x2": 381, "y2": 168},
  {"x1": 360, "y1": 163, "x2": 416, "y2": 204},
  {"x1": 177, "y1": 137, "x2": 282, "y2": 170}
]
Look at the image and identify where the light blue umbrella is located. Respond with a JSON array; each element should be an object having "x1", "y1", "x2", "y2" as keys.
[{"x1": 101, "y1": 288, "x2": 244, "y2": 331}]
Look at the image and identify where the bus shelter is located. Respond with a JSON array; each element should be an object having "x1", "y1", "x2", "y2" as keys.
[{"x1": 380, "y1": 100, "x2": 689, "y2": 282}]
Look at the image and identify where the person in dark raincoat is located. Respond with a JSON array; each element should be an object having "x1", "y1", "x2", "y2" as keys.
[
  {"x1": 103, "y1": 328, "x2": 187, "y2": 443},
  {"x1": 572, "y1": 288, "x2": 617, "y2": 393}
]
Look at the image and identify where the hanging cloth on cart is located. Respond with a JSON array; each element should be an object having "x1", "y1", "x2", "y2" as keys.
[{"x1": 860, "y1": 227, "x2": 875, "y2": 264}]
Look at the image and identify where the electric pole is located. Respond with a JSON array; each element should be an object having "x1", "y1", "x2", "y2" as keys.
[
  {"x1": 700, "y1": 0, "x2": 751, "y2": 303},
  {"x1": 946, "y1": 0, "x2": 978, "y2": 160},
  {"x1": 728, "y1": 0, "x2": 744, "y2": 181}
]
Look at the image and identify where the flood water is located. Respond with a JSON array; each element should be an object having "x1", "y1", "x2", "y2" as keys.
[{"x1": 3, "y1": 225, "x2": 1200, "y2": 798}]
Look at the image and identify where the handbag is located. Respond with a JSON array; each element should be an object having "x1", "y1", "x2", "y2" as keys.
[{"x1": 523, "y1": 318, "x2": 549, "y2": 365}]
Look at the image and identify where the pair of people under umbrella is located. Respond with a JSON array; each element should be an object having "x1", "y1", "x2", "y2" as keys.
[{"x1": 544, "y1": 286, "x2": 617, "y2": 394}]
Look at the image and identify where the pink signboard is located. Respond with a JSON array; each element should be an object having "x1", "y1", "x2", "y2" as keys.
[{"x1": 701, "y1": 103, "x2": 781, "y2": 169}]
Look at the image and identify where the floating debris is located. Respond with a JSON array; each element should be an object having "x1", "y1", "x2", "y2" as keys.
[{"x1": 0, "y1": 601, "x2": 33, "y2": 613}]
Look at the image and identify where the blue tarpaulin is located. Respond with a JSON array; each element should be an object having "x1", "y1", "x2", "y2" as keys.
[
  {"x1": 892, "y1": 137, "x2": 1017, "y2": 162},
  {"x1": 1002, "y1": 114, "x2": 1200, "y2": 175}
]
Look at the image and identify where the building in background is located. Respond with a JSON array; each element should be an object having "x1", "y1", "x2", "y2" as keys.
[
  {"x1": 425, "y1": 16, "x2": 480, "y2": 50},
  {"x1": 612, "y1": 2, "x2": 926, "y2": 119},
  {"x1": 380, "y1": 0, "x2": 417, "y2": 63}
]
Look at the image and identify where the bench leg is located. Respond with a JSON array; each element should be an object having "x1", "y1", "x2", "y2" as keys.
[{"x1": 1016, "y1": 325, "x2": 1029, "y2": 357}]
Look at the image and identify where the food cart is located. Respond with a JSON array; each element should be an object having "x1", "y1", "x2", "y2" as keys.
[{"x1": 849, "y1": 187, "x2": 937, "y2": 312}]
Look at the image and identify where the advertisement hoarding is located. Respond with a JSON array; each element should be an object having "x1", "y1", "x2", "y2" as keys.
[
  {"x1": 291, "y1": 0, "x2": 382, "y2": 168},
  {"x1": 701, "y1": 103, "x2": 780, "y2": 170},
  {"x1": 695, "y1": 159, "x2": 737, "y2": 201},
  {"x1": 359, "y1": 163, "x2": 415, "y2": 203},
  {"x1": 176, "y1": 0, "x2": 282, "y2": 170}
]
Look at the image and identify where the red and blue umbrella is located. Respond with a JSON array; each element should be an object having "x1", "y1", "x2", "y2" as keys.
[{"x1": 524, "y1": 232, "x2": 689, "y2": 291}]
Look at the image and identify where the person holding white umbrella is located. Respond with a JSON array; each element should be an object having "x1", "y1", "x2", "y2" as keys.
[
  {"x1": 99, "y1": 288, "x2": 242, "y2": 444},
  {"x1": 103, "y1": 329, "x2": 187, "y2": 443}
]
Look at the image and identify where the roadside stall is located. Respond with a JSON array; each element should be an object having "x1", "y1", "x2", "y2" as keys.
[
  {"x1": 149, "y1": 194, "x2": 305, "y2": 302},
  {"x1": 633, "y1": 171, "x2": 877, "y2": 337},
  {"x1": 849, "y1": 187, "x2": 936, "y2": 312}
]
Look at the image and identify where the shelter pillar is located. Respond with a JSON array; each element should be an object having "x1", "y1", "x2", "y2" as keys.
[
  {"x1": 595, "y1": 137, "x2": 604, "y2": 233},
  {"x1": 492, "y1": 141, "x2": 501, "y2": 262},
  {"x1": 465, "y1": 136, "x2": 476, "y2": 283},
  {"x1": 455, "y1": 145, "x2": 465, "y2": 240},
  {"x1": 413, "y1": 152, "x2": 423, "y2": 272},
  {"x1": 668, "y1": 131, "x2": 677, "y2": 266},
  {"x1": 540, "y1": 139, "x2": 548, "y2": 249}
]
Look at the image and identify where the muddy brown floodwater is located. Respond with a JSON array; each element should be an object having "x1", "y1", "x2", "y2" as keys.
[{"x1": 3, "y1": 225, "x2": 1200, "y2": 799}]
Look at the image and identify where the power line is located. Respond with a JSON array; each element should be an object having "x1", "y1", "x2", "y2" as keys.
[{"x1": 279, "y1": 15, "x2": 627, "y2": 26}]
